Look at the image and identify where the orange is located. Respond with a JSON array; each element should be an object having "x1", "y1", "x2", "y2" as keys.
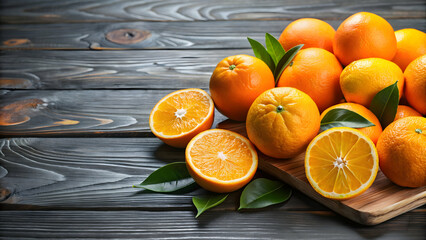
[
  {"x1": 277, "y1": 48, "x2": 343, "y2": 112},
  {"x1": 209, "y1": 54, "x2": 275, "y2": 121},
  {"x1": 149, "y1": 88, "x2": 214, "y2": 148},
  {"x1": 305, "y1": 127, "x2": 379, "y2": 199},
  {"x1": 392, "y1": 29, "x2": 426, "y2": 71},
  {"x1": 320, "y1": 103, "x2": 382, "y2": 144},
  {"x1": 404, "y1": 55, "x2": 426, "y2": 115},
  {"x1": 334, "y1": 12, "x2": 397, "y2": 66},
  {"x1": 377, "y1": 117, "x2": 426, "y2": 187},
  {"x1": 246, "y1": 87, "x2": 320, "y2": 159},
  {"x1": 185, "y1": 129, "x2": 258, "y2": 193},
  {"x1": 394, "y1": 105, "x2": 422, "y2": 121},
  {"x1": 278, "y1": 18, "x2": 335, "y2": 53},
  {"x1": 340, "y1": 58, "x2": 404, "y2": 108}
]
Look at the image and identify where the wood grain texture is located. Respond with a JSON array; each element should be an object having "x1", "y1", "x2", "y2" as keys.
[
  {"x1": 0, "y1": 210, "x2": 424, "y2": 239},
  {"x1": 0, "y1": 90, "x2": 231, "y2": 136},
  {"x1": 219, "y1": 121, "x2": 426, "y2": 225},
  {"x1": 2, "y1": 19, "x2": 425, "y2": 50},
  {"x1": 0, "y1": 50, "x2": 247, "y2": 90},
  {"x1": 0, "y1": 137, "x2": 322, "y2": 211},
  {"x1": 1, "y1": 0, "x2": 424, "y2": 24}
]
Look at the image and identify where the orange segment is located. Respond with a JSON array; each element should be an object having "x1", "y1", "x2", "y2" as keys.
[
  {"x1": 186, "y1": 129, "x2": 258, "y2": 193},
  {"x1": 305, "y1": 127, "x2": 379, "y2": 199},
  {"x1": 149, "y1": 88, "x2": 214, "y2": 148}
]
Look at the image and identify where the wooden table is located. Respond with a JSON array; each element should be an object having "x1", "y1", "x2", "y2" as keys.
[{"x1": 0, "y1": 1, "x2": 425, "y2": 239}]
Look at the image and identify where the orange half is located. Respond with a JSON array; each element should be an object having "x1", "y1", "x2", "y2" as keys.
[
  {"x1": 186, "y1": 129, "x2": 258, "y2": 193},
  {"x1": 149, "y1": 88, "x2": 214, "y2": 148},
  {"x1": 305, "y1": 127, "x2": 379, "y2": 199}
]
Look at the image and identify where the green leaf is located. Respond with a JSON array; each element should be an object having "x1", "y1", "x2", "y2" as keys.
[
  {"x1": 265, "y1": 33, "x2": 286, "y2": 65},
  {"x1": 133, "y1": 162, "x2": 196, "y2": 193},
  {"x1": 192, "y1": 194, "x2": 228, "y2": 218},
  {"x1": 247, "y1": 37, "x2": 275, "y2": 72},
  {"x1": 273, "y1": 44, "x2": 303, "y2": 83},
  {"x1": 369, "y1": 81, "x2": 400, "y2": 128},
  {"x1": 239, "y1": 178, "x2": 292, "y2": 210},
  {"x1": 320, "y1": 108, "x2": 376, "y2": 131}
]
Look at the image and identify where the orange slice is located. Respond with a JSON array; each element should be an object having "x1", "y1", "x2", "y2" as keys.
[
  {"x1": 149, "y1": 88, "x2": 214, "y2": 148},
  {"x1": 186, "y1": 129, "x2": 258, "y2": 193},
  {"x1": 305, "y1": 127, "x2": 379, "y2": 199}
]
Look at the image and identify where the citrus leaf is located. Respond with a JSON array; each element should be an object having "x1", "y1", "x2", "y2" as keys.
[
  {"x1": 133, "y1": 162, "x2": 197, "y2": 193},
  {"x1": 239, "y1": 178, "x2": 292, "y2": 210},
  {"x1": 273, "y1": 44, "x2": 303, "y2": 83},
  {"x1": 320, "y1": 108, "x2": 375, "y2": 131},
  {"x1": 193, "y1": 194, "x2": 228, "y2": 218},
  {"x1": 247, "y1": 37, "x2": 275, "y2": 72},
  {"x1": 265, "y1": 33, "x2": 285, "y2": 65},
  {"x1": 369, "y1": 81, "x2": 400, "y2": 128}
]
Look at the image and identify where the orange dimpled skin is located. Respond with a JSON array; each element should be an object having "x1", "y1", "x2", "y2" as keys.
[
  {"x1": 277, "y1": 48, "x2": 343, "y2": 112},
  {"x1": 404, "y1": 55, "x2": 426, "y2": 115},
  {"x1": 320, "y1": 103, "x2": 382, "y2": 144},
  {"x1": 209, "y1": 55, "x2": 275, "y2": 121},
  {"x1": 279, "y1": 18, "x2": 335, "y2": 53},
  {"x1": 246, "y1": 87, "x2": 320, "y2": 159},
  {"x1": 394, "y1": 105, "x2": 422, "y2": 121},
  {"x1": 377, "y1": 117, "x2": 426, "y2": 187},
  {"x1": 392, "y1": 29, "x2": 426, "y2": 71},
  {"x1": 334, "y1": 12, "x2": 397, "y2": 66}
]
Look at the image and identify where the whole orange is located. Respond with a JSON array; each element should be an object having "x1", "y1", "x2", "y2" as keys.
[
  {"x1": 340, "y1": 58, "x2": 404, "y2": 108},
  {"x1": 320, "y1": 103, "x2": 382, "y2": 144},
  {"x1": 392, "y1": 29, "x2": 426, "y2": 71},
  {"x1": 277, "y1": 48, "x2": 343, "y2": 112},
  {"x1": 404, "y1": 55, "x2": 426, "y2": 115},
  {"x1": 278, "y1": 18, "x2": 335, "y2": 53},
  {"x1": 394, "y1": 105, "x2": 422, "y2": 121},
  {"x1": 246, "y1": 87, "x2": 320, "y2": 159},
  {"x1": 377, "y1": 117, "x2": 426, "y2": 187},
  {"x1": 209, "y1": 55, "x2": 275, "y2": 121},
  {"x1": 333, "y1": 12, "x2": 397, "y2": 66}
]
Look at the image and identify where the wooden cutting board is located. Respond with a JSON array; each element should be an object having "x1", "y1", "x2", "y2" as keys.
[{"x1": 218, "y1": 120, "x2": 426, "y2": 226}]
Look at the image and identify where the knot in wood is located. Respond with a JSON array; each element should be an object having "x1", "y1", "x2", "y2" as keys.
[{"x1": 106, "y1": 29, "x2": 151, "y2": 45}]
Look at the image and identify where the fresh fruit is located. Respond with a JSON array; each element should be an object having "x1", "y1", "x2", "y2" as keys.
[
  {"x1": 149, "y1": 88, "x2": 214, "y2": 148},
  {"x1": 277, "y1": 48, "x2": 343, "y2": 112},
  {"x1": 320, "y1": 103, "x2": 382, "y2": 144},
  {"x1": 305, "y1": 127, "x2": 379, "y2": 199},
  {"x1": 340, "y1": 58, "x2": 404, "y2": 107},
  {"x1": 209, "y1": 54, "x2": 275, "y2": 121},
  {"x1": 392, "y1": 29, "x2": 426, "y2": 71},
  {"x1": 377, "y1": 117, "x2": 426, "y2": 187},
  {"x1": 394, "y1": 105, "x2": 422, "y2": 121},
  {"x1": 185, "y1": 129, "x2": 258, "y2": 193},
  {"x1": 333, "y1": 12, "x2": 397, "y2": 66},
  {"x1": 246, "y1": 87, "x2": 320, "y2": 159},
  {"x1": 404, "y1": 55, "x2": 426, "y2": 115},
  {"x1": 278, "y1": 18, "x2": 335, "y2": 53}
]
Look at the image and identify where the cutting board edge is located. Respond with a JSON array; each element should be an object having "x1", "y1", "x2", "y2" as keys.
[{"x1": 258, "y1": 159, "x2": 426, "y2": 225}]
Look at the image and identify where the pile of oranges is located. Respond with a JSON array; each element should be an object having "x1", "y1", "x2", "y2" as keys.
[{"x1": 150, "y1": 12, "x2": 425, "y2": 199}]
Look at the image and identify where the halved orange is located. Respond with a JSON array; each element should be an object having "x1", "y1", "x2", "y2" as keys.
[
  {"x1": 149, "y1": 88, "x2": 214, "y2": 148},
  {"x1": 305, "y1": 127, "x2": 379, "y2": 199},
  {"x1": 186, "y1": 129, "x2": 258, "y2": 193}
]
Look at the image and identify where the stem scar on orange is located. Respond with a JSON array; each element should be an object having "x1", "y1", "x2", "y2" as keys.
[
  {"x1": 185, "y1": 129, "x2": 258, "y2": 193},
  {"x1": 149, "y1": 88, "x2": 214, "y2": 148}
]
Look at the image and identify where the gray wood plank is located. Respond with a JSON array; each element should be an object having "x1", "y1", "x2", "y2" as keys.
[
  {"x1": 1, "y1": 19, "x2": 424, "y2": 50},
  {"x1": 1, "y1": 0, "x2": 424, "y2": 23},
  {"x1": 0, "y1": 210, "x2": 424, "y2": 239},
  {"x1": 0, "y1": 90, "x2": 231, "y2": 136},
  {"x1": 0, "y1": 137, "x2": 322, "y2": 211},
  {"x1": 0, "y1": 50, "x2": 247, "y2": 90}
]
